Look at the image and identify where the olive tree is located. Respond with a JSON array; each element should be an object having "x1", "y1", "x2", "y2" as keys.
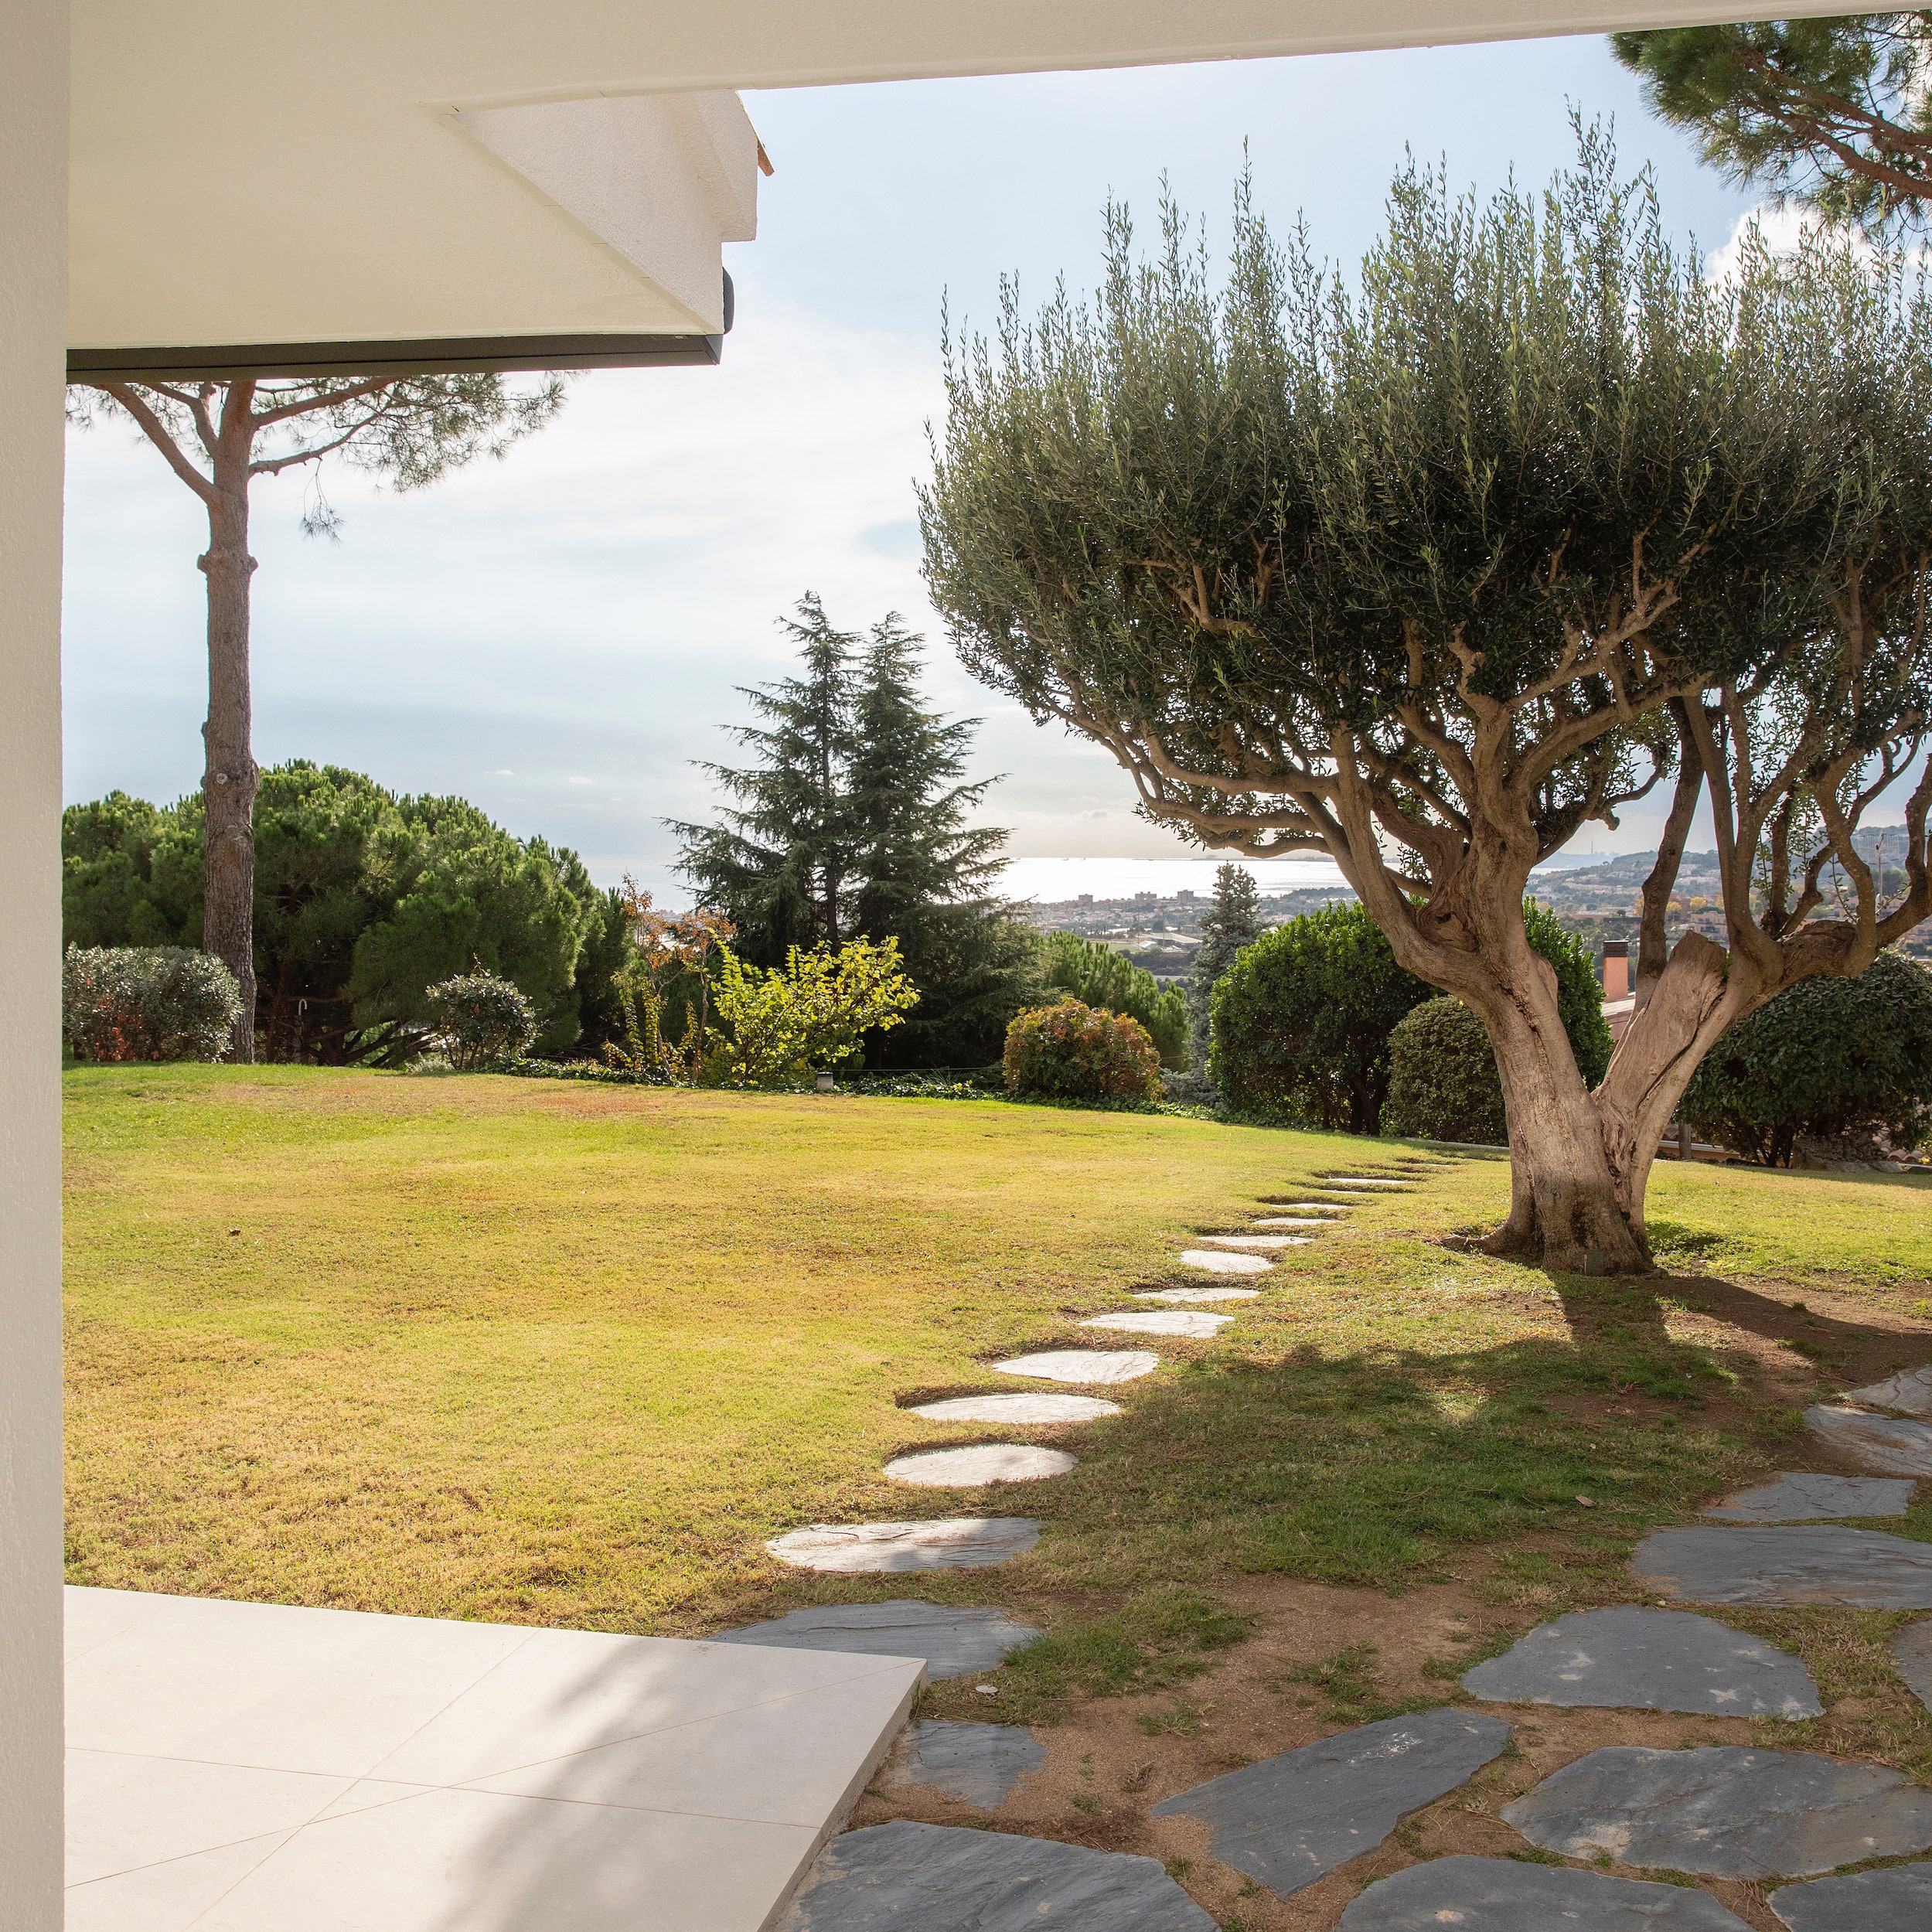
[
  {"x1": 920, "y1": 135, "x2": 1932, "y2": 1271},
  {"x1": 72, "y1": 373, "x2": 564, "y2": 1059}
]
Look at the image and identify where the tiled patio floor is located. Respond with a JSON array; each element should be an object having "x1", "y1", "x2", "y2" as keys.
[{"x1": 64, "y1": 1586, "x2": 922, "y2": 1931}]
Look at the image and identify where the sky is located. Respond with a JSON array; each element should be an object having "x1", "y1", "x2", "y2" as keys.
[{"x1": 61, "y1": 33, "x2": 1777, "y2": 905}]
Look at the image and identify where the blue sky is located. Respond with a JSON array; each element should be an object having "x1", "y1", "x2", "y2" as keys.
[{"x1": 62, "y1": 33, "x2": 1764, "y2": 901}]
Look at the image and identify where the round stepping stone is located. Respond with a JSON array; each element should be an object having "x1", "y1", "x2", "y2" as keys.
[
  {"x1": 1335, "y1": 1855, "x2": 1754, "y2": 1930},
  {"x1": 1845, "y1": 1365, "x2": 1932, "y2": 1416},
  {"x1": 1770, "y1": 1863, "x2": 1932, "y2": 1930},
  {"x1": 1081, "y1": 1310, "x2": 1232, "y2": 1338},
  {"x1": 1177, "y1": 1248, "x2": 1272, "y2": 1275},
  {"x1": 909, "y1": 1393, "x2": 1120, "y2": 1424},
  {"x1": 785, "y1": 1819, "x2": 1217, "y2": 1930},
  {"x1": 883, "y1": 1445, "x2": 1076, "y2": 1487},
  {"x1": 1150, "y1": 1709, "x2": 1511, "y2": 1899},
  {"x1": 1500, "y1": 1744, "x2": 1932, "y2": 1878},
  {"x1": 1198, "y1": 1233, "x2": 1309, "y2": 1250},
  {"x1": 767, "y1": 1518, "x2": 1043, "y2": 1573},
  {"x1": 886, "y1": 1720, "x2": 1045, "y2": 1807},
  {"x1": 1252, "y1": 1216, "x2": 1330, "y2": 1228},
  {"x1": 993, "y1": 1350, "x2": 1158, "y2": 1385},
  {"x1": 1460, "y1": 1605, "x2": 1821, "y2": 1718},
  {"x1": 1807, "y1": 1405, "x2": 1932, "y2": 1475},
  {"x1": 714, "y1": 1600, "x2": 1041, "y2": 1679},
  {"x1": 1703, "y1": 1473, "x2": 1913, "y2": 1521},
  {"x1": 1890, "y1": 1617, "x2": 1932, "y2": 1711},
  {"x1": 1265, "y1": 1201, "x2": 1350, "y2": 1213},
  {"x1": 1133, "y1": 1286, "x2": 1259, "y2": 1304},
  {"x1": 1633, "y1": 1525, "x2": 1932, "y2": 1607},
  {"x1": 1325, "y1": 1176, "x2": 1410, "y2": 1187}
]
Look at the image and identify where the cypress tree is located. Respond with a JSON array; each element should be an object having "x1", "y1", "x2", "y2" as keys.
[
  {"x1": 1188, "y1": 863, "x2": 1264, "y2": 1077},
  {"x1": 669, "y1": 594, "x2": 860, "y2": 966}
]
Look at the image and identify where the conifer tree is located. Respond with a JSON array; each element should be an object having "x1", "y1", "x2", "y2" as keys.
[
  {"x1": 1187, "y1": 863, "x2": 1263, "y2": 1078},
  {"x1": 669, "y1": 595, "x2": 860, "y2": 965}
]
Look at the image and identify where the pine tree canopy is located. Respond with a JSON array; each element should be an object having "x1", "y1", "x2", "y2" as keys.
[{"x1": 1188, "y1": 862, "x2": 1265, "y2": 1072}]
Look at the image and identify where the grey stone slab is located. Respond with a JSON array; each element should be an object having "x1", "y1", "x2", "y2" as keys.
[
  {"x1": 993, "y1": 1351, "x2": 1158, "y2": 1385},
  {"x1": 782, "y1": 1819, "x2": 1217, "y2": 1930},
  {"x1": 1891, "y1": 1617, "x2": 1932, "y2": 1711},
  {"x1": 1501, "y1": 1744, "x2": 1932, "y2": 1878},
  {"x1": 883, "y1": 1445, "x2": 1076, "y2": 1487},
  {"x1": 1807, "y1": 1406, "x2": 1932, "y2": 1476},
  {"x1": 1846, "y1": 1366, "x2": 1932, "y2": 1417},
  {"x1": 1634, "y1": 1526, "x2": 1932, "y2": 1607},
  {"x1": 1703, "y1": 1473, "x2": 1915, "y2": 1521},
  {"x1": 1460, "y1": 1606, "x2": 1821, "y2": 1718},
  {"x1": 1175, "y1": 1249, "x2": 1272, "y2": 1276},
  {"x1": 714, "y1": 1600, "x2": 1042, "y2": 1680},
  {"x1": 1081, "y1": 1310, "x2": 1233, "y2": 1337},
  {"x1": 1198, "y1": 1234, "x2": 1307, "y2": 1250},
  {"x1": 1148, "y1": 1709, "x2": 1511, "y2": 1898},
  {"x1": 1264, "y1": 1202, "x2": 1350, "y2": 1213},
  {"x1": 1336, "y1": 1855, "x2": 1754, "y2": 1930},
  {"x1": 1252, "y1": 1216, "x2": 1331, "y2": 1228},
  {"x1": 1326, "y1": 1177, "x2": 1410, "y2": 1187},
  {"x1": 766, "y1": 1519, "x2": 1044, "y2": 1573},
  {"x1": 886, "y1": 1721, "x2": 1045, "y2": 1806},
  {"x1": 1770, "y1": 1863, "x2": 1932, "y2": 1930},
  {"x1": 1133, "y1": 1286, "x2": 1259, "y2": 1305},
  {"x1": 908, "y1": 1394, "x2": 1120, "y2": 1425}
]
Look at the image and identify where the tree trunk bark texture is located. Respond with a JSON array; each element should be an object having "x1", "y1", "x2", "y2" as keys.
[{"x1": 199, "y1": 387, "x2": 260, "y2": 1063}]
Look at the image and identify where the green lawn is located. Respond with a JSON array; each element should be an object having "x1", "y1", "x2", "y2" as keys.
[{"x1": 63, "y1": 1067, "x2": 1932, "y2": 1753}]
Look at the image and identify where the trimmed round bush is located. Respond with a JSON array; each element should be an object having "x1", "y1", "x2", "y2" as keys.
[
  {"x1": 1682, "y1": 951, "x2": 1932, "y2": 1166},
  {"x1": 63, "y1": 945, "x2": 243, "y2": 1062},
  {"x1": 1003, "y1": 1000, "x2": 1161, "y2": 1102},
  {"x1": 424, "y1": 968, "x2": 537, "y2": 1070},
  {"x1": 1382, "y1": 997, "x2": 1509, "y2": 1145}
]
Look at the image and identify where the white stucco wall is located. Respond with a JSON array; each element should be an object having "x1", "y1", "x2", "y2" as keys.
[{"x1": 0, "y1": 2, "x2": 70, "y2": 1924}]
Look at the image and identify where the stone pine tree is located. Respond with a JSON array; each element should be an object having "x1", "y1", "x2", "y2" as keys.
[
  {"x1": 920, "y1": 132, "x2": 1932, "y2": 1272},
  {"x1": 1614, "y1": 16, "x2": 1932, "y2": 238},
  {"x1": 1187, "y1": 862, "x2": 1262, "y2": 1081},
  {"x1": 73, "y1": 373, "x2": 566, "y2": 1060},
  {"x1": 670, "y1": 593, "x2": 862, "y2": 965}
]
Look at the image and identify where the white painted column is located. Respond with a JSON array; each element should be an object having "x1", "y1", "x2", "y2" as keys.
[{"x1": 0, "y1": 0, "x2": 70, "y2": 1924}]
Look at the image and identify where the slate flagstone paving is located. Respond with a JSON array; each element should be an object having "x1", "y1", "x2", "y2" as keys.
[
  {"x1": 781, "y1": 1821, "x2": 1216, "y2": 1930},
  {"x1": 882, "y1": 1446, "x2": 1077, "y2": 1487},
  {"x1": 1701, "y1": 1472, "x2": 1914, "y2": 1521},
  {"x1": 908, "y1": 1393, "x2": 1120, "y2": 1424},
  {"x1": 1633, "y1": 1525, "x2": 1932, "y2": 1606},
  {"x1": 766, "y1": 1520, "x2": 1044, "y2": 1573},
  {"x1": 1500, "y1": 1743, "x2": 1932, "y2": 1877},
  {"x1": 1080, "y1": 1310, "x2": 1232, "y2": 1338},
  {"x1": 1147, "y1": 1709, "x2": 1511, "y2": 1898},
  {"x1": 1459, "y1": 1604, "x2": 1821, "y2": 1717},
  {"x1": 992, "y1": 1350, "x2": 1159, "y2": 1384},
  {"x1": 884, "y1": 1722, "x2": 1044, "y2": 1808},
  {"x1": 1806, "y1": 1404, "x2": 1932, "y2": 1474},
  {"x1": 1844, "y1": 1365, "x2": 1932, "y2": 1416},
  {"x1": 714, "y1": 1602, "x2": 1041, "y2": 1679},
  {"x1": 1334, "y1": 1855, "x2": 1755, "y2": 1929},
  {"x1": 1889, "y1": 1617, "x2": 1932, "y2": 1711},
  {"x1": 1769, "y1": 1863, "x2": 1932, "y2": 1930}
]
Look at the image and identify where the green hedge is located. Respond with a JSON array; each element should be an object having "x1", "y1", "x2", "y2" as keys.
[{"x1": 1004, "y1": 1000, "x2": 1162, "y2": 1101}]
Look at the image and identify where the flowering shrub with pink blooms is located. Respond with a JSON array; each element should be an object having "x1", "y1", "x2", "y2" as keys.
[{"x1": 1003, "y1": 1000, "x2": 1161, "y2": 1102}]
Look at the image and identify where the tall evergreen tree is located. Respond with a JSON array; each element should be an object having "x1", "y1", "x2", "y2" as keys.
[
  {"x1": 1188, "y1": 863, "x2": 1264, "y2": 1078},
  {"x1": 847, "y1": 615, "x2": 1038, "y2": 1065},
  {"x1": 669, "y1": 595, "x2": 860, "y2": 965},
  {"x1": 673, "y1": 596, "x2": 1042, "y2": 1062}
]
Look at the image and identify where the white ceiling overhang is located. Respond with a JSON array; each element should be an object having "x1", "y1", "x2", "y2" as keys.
[{"x1": 69, "y1": 0, "x2": 1848, "y2": 374}]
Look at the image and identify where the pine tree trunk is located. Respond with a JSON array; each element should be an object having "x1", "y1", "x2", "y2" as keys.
[{"x1": 198, "y1": 414, "x2": 259, "y2": 1063}]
